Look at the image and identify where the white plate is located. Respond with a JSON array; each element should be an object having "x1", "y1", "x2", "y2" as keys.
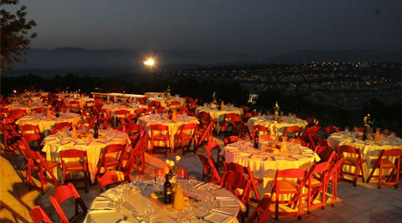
[
  {"x1": 203, "y1": 212, "x2": 231, "y2": 223},
  {"x1": 91, "y1": 200, "x2": 111, "y2": 210},
  {"x1": 218, "y1": 199, "x2": 238, "y2": 208}
]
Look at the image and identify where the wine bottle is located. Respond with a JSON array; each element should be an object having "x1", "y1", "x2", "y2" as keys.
[
  {"x1": 254, "y1": 131, "x2": 259, "y2": 149},
  {"x1": 93, "y1": 120, "x2": 99, "y2": 139},
  {"x1": 163, "y1": 174, "x2": 172, "y2": 204}
]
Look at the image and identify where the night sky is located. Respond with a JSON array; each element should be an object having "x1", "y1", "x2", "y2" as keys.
[{"x1": 14, "y1": 0, "x2": 402, "y2": 56}]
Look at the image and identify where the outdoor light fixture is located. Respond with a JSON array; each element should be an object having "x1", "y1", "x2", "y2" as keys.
[{"x1": 143, "y1": 58, "x2": 155, "y2": 67}]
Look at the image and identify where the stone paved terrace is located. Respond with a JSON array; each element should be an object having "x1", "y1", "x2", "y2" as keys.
[{"x1": 1, "y1": 137, "x2": 402, "y2": 223}]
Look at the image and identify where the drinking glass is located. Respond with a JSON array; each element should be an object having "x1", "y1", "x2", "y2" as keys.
[
  {"x1": 188, "y1": 175, "x2": 197, "y2": 191},
  {"x1": 144, "y1": 204, "x2": 155, "y2": 222},
  {"x1": 134, "y1": 176, "x2": 142, "y2": 188}
]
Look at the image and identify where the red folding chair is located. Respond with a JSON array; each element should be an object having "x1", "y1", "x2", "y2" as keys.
[
  {"x1": 121, "y1": 132, "x2": 148, "y2": 177},
  {"x1": 174, "y1": 123, "x2": 198, "y2": 155},
  {"x1": 49, "y1": 183, "x2": 87, "y2": 223},
  {"x1": 60, "y1": 149, "x2": 90, "y2": 192},
  {"x1": 304, "y1": 125, "x2": 321, "y2": 149},
  {"x1": 324, "y1": 158, "x2": 343, "y2": 207},
  {"x1": 96, "y1": 144, "x2": 125, "y2": 177},
  {"x1": 149, "y1": 124, "x2": 170, "y2": 157},
  {"x1": 97, "y1": 170, "x2": 126, "y2": 192},
  {"x1": 19, "y1": 124, "x2": 42, "y2": 150},
  {"x1": 198, "y1": 111, "x2": 211, "y2": 130},
  {"x1": 324, "y1": 125, "x2": 342, "y2": 137},
  {"x1": 17, "y1": 140, "x2": 60, "y2": 194},
  {"x1": 204, "y1": 141, "x2": 225, "y2": 170},
  {"x1": 49, "y1": 122, "x2": 72, "y2": 134},
  {"x1": 288, "y1": 138, "x2": 310, "y2": 148},
  {"x1": 197, "y1": 153, "x2": 222, "y2": 184},
  {"x1": 220, "y1": 113, "x2": 241, "y2": 137},
  {"x1": 269, "y1": 169, "x2": 305, "y2": 220},
  {"x1": 366, "y1": 149, "x2": 402, "y2": 189},
  {"x1": 303, "y1": 161, "x2": 331, "y2": 213},
  {"x1": 10, "y1": 108, "x2": 27, "y2": 120},
  {"x1": 155, "y1": 166, "x2": 188, "y2": 179},
  {"x1": 251, "y1": 125, "x2": 269, "y2": 141},
  {"x1": 69, "y1": 101, "x2": 81, "y2": 113},
  {"x1": 30, "y1": 206, "x2": 53, "y2": 223},
  {"x1": 337, "y1": 145, "x2": 365, "y2": 186},
  {"x1": 247, "y1": 195, "x2": 272, "y2": 223},
  {"x1": 283, "y1": 126, "x2": 303, "y2": 138},
  {"x1": 0, "y1": 121, "x2": 20, "y2": 154},
  {"x1": 195, "y1": 120, "x2": 214, "y2": 149},
  {"x1": 223, "y1": 135, "x2": 240, "y2": 146}
]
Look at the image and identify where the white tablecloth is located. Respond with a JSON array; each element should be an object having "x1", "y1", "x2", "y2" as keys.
[
  {"x1": 327, "y1": 131, "x2": 402, "y2": 176},
  {"x1": 41, "y1": 129, "x2": 130, "y2": 182},
  {"x1": 16, "y1": 113, "x2": 80, "y2": 132},
  {"x1": 247, "y1": 115, "x2": 308, "y2": 132},
  {"x1": 84, "y1": 180, "x2": 239, "y2": 223},
  {"x1": 225, "y1": 141, "x2": 319, "y2": 195},
  {"x1": 138, "y1": 115, "x2": 199, "y2": 150}
]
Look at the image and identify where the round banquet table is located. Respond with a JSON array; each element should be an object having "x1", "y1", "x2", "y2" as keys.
[
  {"x1": 138, "y1": 114, "x2": 199, "y2": 150},
  {"x1": 327, "y1": 131, "x2": 402, "y2": 176},
  {"x1": 41, "y1": 129, "x2": 130, "y2": 182},
  {"x1": 84, "y1": 179, "x2": 240, "y2": 223},
  {"x1": 247, "y1": 115, "x2": 308, "y2": 133},
  {"x1": 224, "y1": 140, "x2": 319, "y2": 196},
  {"x1": 65, "y1": 97, "x2": 94, "y2": 108},
  {"x1": 4, "y1": 102, "x2": 49, "y2": 114},
  {"x1": 147, "y1": 96, "x2": 186, "y2": 108},
  {"x1": 195, "y1": 106, "x2": 243, "y2": 132},
  {"x1": 103, "y1": 103, "x2": 146, "y2": 117},
  {"x1": 15, "y1": 113, "x2": 80, "y2": 133}
]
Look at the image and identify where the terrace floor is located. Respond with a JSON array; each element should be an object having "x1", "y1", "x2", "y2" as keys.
[{"x1": 1, "y1": 137, "x2": 402, "y2": 223}]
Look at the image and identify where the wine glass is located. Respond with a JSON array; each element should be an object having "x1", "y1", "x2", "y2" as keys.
[
  {"x1": 144, "y1": 204, "x2": 155, "y2": 223},
  {"x1": 134, "y1": 176, "x2": 142, "y2": 188},
  {"x1": 188, "y1": 175, "x2": 197, "y2": 192}
]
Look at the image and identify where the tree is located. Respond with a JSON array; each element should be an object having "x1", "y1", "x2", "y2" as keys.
[{"x1": 1, "y1": 0, "x2": 37, "y2": 71}]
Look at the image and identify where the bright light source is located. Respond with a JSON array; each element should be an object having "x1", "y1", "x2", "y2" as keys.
[{"x1": 143, "y1": 58, "x2": 155, "y2": 67}]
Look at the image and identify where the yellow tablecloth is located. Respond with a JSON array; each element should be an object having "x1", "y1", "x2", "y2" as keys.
[
  {"x1": 225, "y1": 141, "x2": 319, "y2": 196},
  {"x1": 196, "y1": 106, "x2": 243, "y2": 123},
  {"x1": 15, "y1": 113, "x2": 80, "y2": 133},
  {"x1": 138, "y1": 115, "x2": 199, "y2": 150},
  {"x1": 247, "y1": 115, "x2": 308, "y2": 132},
  {"x1": 147, "y1": 96, "x2": 186, "y2": 108},
  {"x1": 84, "y1": 180, "x2": 239, "y2": 223},
  {"x1": 103, "y1": 103, "x2": 146, "y2": 116},
  {"x1": 4, "y1": 102, "x2": 49, "y2": 114},
  {"x1": 327, "y1": 131, "x2": 402, "y2": 177},
  {"x1": 41, "y1": 129, "x2": 130, "y2": 182}
]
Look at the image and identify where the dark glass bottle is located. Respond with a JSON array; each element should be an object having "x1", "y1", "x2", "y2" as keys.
[
  {"x1": 254, "y1": 131, "x2": 259, "y2": 149},
  {"x1": 163, "y1": 174, "x2": 172, "y2": 204},
  {"x1": 93, "y1": 120, "x2": 99, "y2": 139},
  {"x1": 362, "y1": 127, "x2": 367, "y2": 141}
]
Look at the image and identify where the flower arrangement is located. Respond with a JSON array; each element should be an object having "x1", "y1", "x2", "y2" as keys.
[
  {"x1": 364, "y1": 114, "x2": 373, "y2": 128},
  {"x1": 212, "y1": 92, "x2": 217, "y2": 103},
  {"x1": 165, "y1": 156, "x2": 182, "y2": 178}
]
